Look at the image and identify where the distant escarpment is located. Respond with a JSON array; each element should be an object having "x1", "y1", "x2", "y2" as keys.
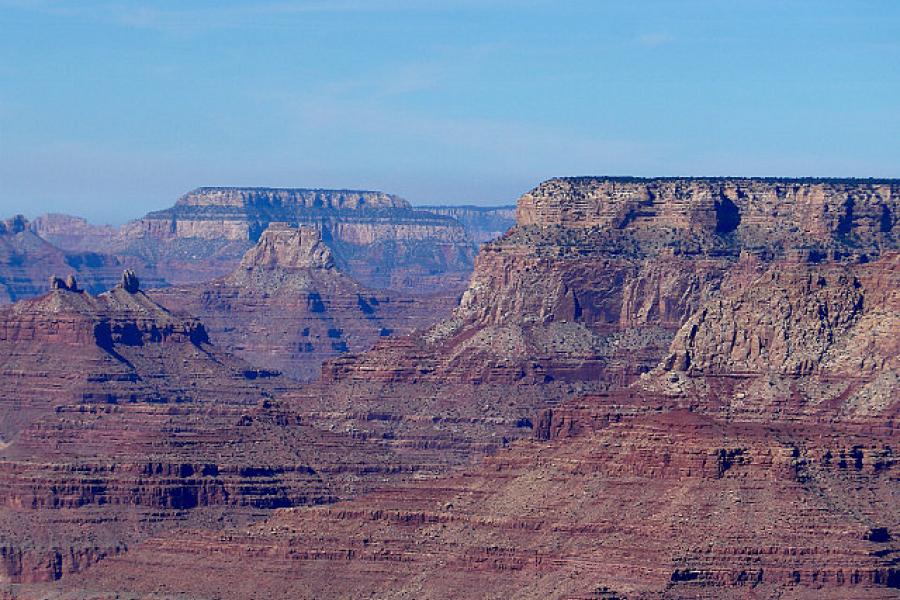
[
  {"x1": 153, "y1": 223, "x2": 457, "y2": 381},
  {"x1": 115, "y1": 187, "x2": 476, "y2": 292},
  {"x1": 418, "y1": 204, "x2": 517, "y2": 244},
  {"x1": 0, "y1": 215, "x2": 163, "y2": 304}
]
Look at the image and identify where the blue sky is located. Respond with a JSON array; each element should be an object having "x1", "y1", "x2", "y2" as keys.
[{"x1": 1, "y1": 0, "x2": 898, "y2": 223}]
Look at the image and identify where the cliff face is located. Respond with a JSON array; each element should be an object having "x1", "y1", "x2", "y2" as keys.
[
  {"x1": 517, "y1": 177, "x2": 897, "y2": 251},
  {"x1": 327, "y1": 177, "x2": 896, "y2": 385},
  {"x1": 73, "y1": 392, "x2": 897, "y2": 599},
  {"x1": 152, "y1": 224, "x2": 457, "y2": 381},
  {"x1": 0, "y1": 215, "x2": 163, "y2": 304},
  {"x1": 645, "y1": 252, "x2": 899, "y2": 420},
  {"x1": 55, "y1": 182, "x2": 900, "y2": 600},
  {"x1": 114, "y1": 187, "x2": 476, "y2": 291},
  {"x1": 4, "y1": 176, "x2": 899, "y2": 599},
  {"x1": 0, "y1": 271, "x2": 413, "y2": 585}
]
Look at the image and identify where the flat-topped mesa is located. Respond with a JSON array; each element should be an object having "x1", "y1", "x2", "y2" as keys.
[
  {"x1": 177, "y1": 187, "x2": 409, "y2": 211},
  {"x1": 136, "y1": 186, "x2": 462, "y2": 243},
  {"x1": 119, "y1": 186, "x2": 474, "y2": 292},
  {"x1": 238, "y1": 223, "x2": 334, "y2": 271},
  {"x1": 516, "y1": 176, "x2": 898, "y2": 252}
]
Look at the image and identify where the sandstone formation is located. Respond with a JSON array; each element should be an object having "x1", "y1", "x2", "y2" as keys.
[
  {"x1": 2, "y1": 176, "x2": 898, "y2": 599},
  {"x1": 0, "y1": 215, "x2": 162, "y2": 304},
  {"x1": 63, "y1": 393, "x2": 897, "y2": 599},
  {"x1": 291, "y1": 178, "x2": 897, "y2": 477},
  {"x1": 52, "y1": 250, "x2": 899, "y2": 600},
  {"x1": 0, "y1": 272, "x2": 419, "y2": 588},
  {"x1": 152, "y1": 224, "x2": 458, "y2": 381},
  {"x1": 117, "y1": 187, "x2": 477, "y2": 291}
]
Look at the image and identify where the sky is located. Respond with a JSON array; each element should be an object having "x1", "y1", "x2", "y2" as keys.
[{"x1": 0, "y1": 0, "x2": 899, "y2": 224}]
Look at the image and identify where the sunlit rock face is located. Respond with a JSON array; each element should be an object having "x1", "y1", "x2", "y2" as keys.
[
  {"x1": 117, "y1": 187, "x2": 477, "y2": 292},
  {"x1": 0, "y1": 215, "x2": 163, "y2": 304},
  {"x1": 3, "y1": 177, "x2": 898, "y2": 599},
  {"x1": 152, "y1": 223, "x2": 457, "y2": 381}
]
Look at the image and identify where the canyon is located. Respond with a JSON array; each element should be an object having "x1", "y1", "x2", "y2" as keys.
[
  {"x1": 0, "y1": 177, "x2": 897, "y2": 599},
  {"x1": 151, "y1": 223, "x2": 458, "y2": 381},
  {"x1": 0, "y1": 215, "x2": 163, "y2": 304},
  {"x1": 28, "y1": 188, "x2": 508, "y2": 295}
]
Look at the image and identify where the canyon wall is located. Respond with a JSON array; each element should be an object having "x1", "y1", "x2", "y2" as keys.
[
  {"x1": 153, "y1": 224, "x2": 458, "y2": 381},
  {"x1": 0, "y1": 271, "x2": 427, "y2": 587},
  {"x1": 0, "y1": 215, "x2": 163, "y2": 304},
  {"x1": 3, "y1": 176, "x2": 898, "y2": 599},
  {"x1": 53, "y1": 253, "x2": 899, "y2": 600},
  {"x1": 418, "y1": 204, "x2": 517, "y2": 244},
  {"x1": 118, "y1": 187, "x2": 476, "y2": 291}
]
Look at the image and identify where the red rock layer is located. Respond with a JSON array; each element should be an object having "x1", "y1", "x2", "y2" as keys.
[
  {"x1": 56, "y1": 389, "x2": 898, "y2": 599},
  {"x1": 0, "y1": 216, "x2": 162, "y2": 304},
  {"x1": 3, "y1": 177, "x2": 899, "y2": 599},
  {"x1": 0, "y1": 274, "x2": 418, "y2": 586},
  {"x1": 325, "y1": 177, "x2": 897, "y2": 387},
  {"x1": 152, "y1": 224, "x2": 458, "y2": 380}
]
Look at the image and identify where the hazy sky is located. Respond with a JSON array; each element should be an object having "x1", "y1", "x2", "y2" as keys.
[{"x1": 1, "y1": 1, "x2": 898, "y2": 223}]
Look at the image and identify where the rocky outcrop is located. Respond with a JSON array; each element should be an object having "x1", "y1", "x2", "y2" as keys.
[
  {"x1": 327, "y1": 177, "x2": 897, "y2": 386},
  {"x1": 305, "y1": 178, "x2": 899, "y2": 493},
  {"x1": 0, "y1": 215, "x2": 163, "y2": 304},
  {"x1": 645, "y1": 252, "x2": 899, "y2": 421},
  {"x1": 58, "y1": 385, "x2": 898, "y2": 599},
  {"x1": 114, "y1": 187, "x2": 476, "y2": 292},
  {"x1": 3, "y1": 176, "x2": 899, "y2": 599},
  {"x1": 0, "y1": 274, "x2": 418, "y2": 585},
  {"x1": 237, "y1": 223, "x2": 335, "y2": 270},
  {"x1": 152, "y1": 224, "x2": 457, "y2": 381},
  {"x1": 54, "y1": 247, "x2": 900, "y2": 600},
  {"x1": 517, "y1": 177, "x2": 897, "y2": 252}
]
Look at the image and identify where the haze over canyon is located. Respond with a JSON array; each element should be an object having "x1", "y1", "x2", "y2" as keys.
[{"x1": 0, "y1": 176, "x2": 896, "y2": 599}]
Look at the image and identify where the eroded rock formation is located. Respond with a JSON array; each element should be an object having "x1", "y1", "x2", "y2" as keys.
[
  {"x1": 152, "y1": 224, "x2": 458, "y2": 380},
  {"x1": 2, "y1": 176, "x2": 899, "y2": 599},
  {"x1": 0, "y1": 215, "x2": 162, "y2": 304},
  {"x1": 0, "y1": 273, "x2": 415, "y2": 586},
  {"x1": 108, "y1": 187, "x2": 478, "y2": 292},
  {"x1": 51, "y1": 253, "x2": 899, "y2": 599}
]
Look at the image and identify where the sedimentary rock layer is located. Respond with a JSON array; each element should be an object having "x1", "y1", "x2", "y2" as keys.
[
  {"x1": 153, "y1": 224, "x2": 458, "y2": 380},
  {"x1": 121, "y1": 187, "x2": 477, "y2": 291},
  {"x1": 0, "y1": 272, "x2": 418, "y2": 586},
  {"x1": 0, "y1": 215, "x2": 162, "y2": 304},
  {"x1": 3, "y1": 176, "x2": 898, "y2": 599}
]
